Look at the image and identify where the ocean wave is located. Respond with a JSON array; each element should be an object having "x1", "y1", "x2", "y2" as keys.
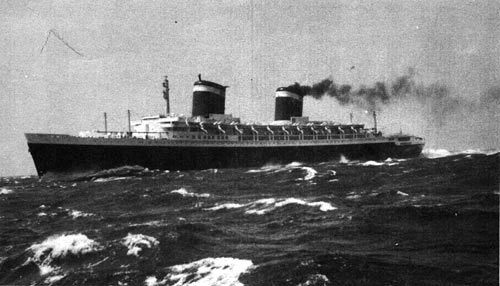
[
  {"x1": 298, "y1": 274, "x2": 330, "y2": 286},
  {"x1": 170, "y1": 188, "x2": 210, "y2": 198},
  {"x1": 0, "y1": 188, "x2": 13, "y2": 194},
  {"x1": 360, "y1": 160, "x2": 398, "y2": 167},
  {"x1": 206, "y1": 197, "x2": 336, "y2": 215},
  {"x1": 246, "y1": 162, "x2": 302, "y2": 173},
  {"x1": 423, "y1": 148, "x2": 499, "y2": 159},
  {"x1": 122, "y1": 233, "x2": 159, "y2": 256},
  {"x1": 93, "y1": 177, "x2": 130, "y2": 183},
  {"x1": 145, "y1": 257, "x2": 253, "y2": 286},
  {"x1": 67, "y1": 209, "x2": 94, "y2": 219},
  {"x1": 296, "y1": 167, "x2": 318, "y2": 181},
  {"x1": 44, "y1": 274, "x2": 65, "y2": 284},
  {"x1": 27, "y1": 233, "x2": 103, "y2": 275},
  {"x1": 247, "y1": 162, "x2": 317, "y2": 181}
]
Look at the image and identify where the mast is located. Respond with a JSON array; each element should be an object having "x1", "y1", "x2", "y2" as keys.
[
  {"x1": 127, "y1": 110, "x2": 131, "y2": 133},
  {"x1": 163, "y1": 76, "x2": 170, "y2": 115},
  {"x1": 373, "y1": 111, "x2": 377, "y2": 133},
  {"x1": 104, "y1": 112, "x2": 107, "y2": 133}
]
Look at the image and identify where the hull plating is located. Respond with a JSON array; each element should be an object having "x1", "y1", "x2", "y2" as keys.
[{"x1": 28, "y1": 142, "x2": 423, "y2": 176}]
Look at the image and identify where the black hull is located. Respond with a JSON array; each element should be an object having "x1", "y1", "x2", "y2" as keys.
[{"x1": 28, "y1": 142, "x2": 423, "y2": 176}]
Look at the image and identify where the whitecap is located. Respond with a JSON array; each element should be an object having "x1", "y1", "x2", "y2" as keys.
[
  {"x1": 361, "y1": 161, "x2": 384, "y2": 166},
  {"x1": 346, "y1": 194, "x2": 361, "y2": 200},
  {"x1": 45, "y1": 275, "x2": 65, "y2": 284},
  {"x1": 0, "y1": 188, "x2": 13, "y2": 195},
  {"x1": 396, "y1": 191, "x2": 409, "y2": 196},
  {"x1": 170, "y1": 188, "x2": 210, "y2": 198},
  {"x1": 145, "y1": 257, "x2": 253, "y2": 286},
  {"x1": 93, "y1": 177, "x2": 129, "y2": 183},
  {"x1": 425, "y1": 148, "x2": 499, "y2": 159},
  {"x1": 27, "y1": 233, "x2": 102, "y2": 275},
  {"x1": 68, "y1": 209, "x2": 94, "y2": 219},
  {"x1": 206, "y1": 198, "x2": 336, "y2": 215},
  {"x1": 298, "y1": 274, "x2": 330, "y2": 286},
  {"x1": 246, "y1": 163, "x2": 284, "y2": 173},
  {"x1": 205, "y1": 203, "x2": 246, "y2": 211},
  {"x1": 285, "y1": 161, "x2": 303, "y2": 168},
  {"x1": 297, "y1": 167, "x2": 317, "y2": 181},
  {"x1": 339, "y1": 155, "x2": 349, "y2": 163},
  {"x1": 122, "y1": 233, "x2": 159, "y2": 256},
  {"x1": 423, "y1": 148, "x2": 453, "y2": 158}
]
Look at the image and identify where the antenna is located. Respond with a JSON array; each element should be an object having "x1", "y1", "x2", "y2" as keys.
[
  {"x1": 163, "y1": 76, "x2": 170, "y2": 115},
  {"x1": 127, "y1": 110, "x2": 131, "y2": 133},
  {"x1": 104, "y1": 112, "x2": 108, "y2": 133},
  {"x1": 40, "y1": 29, "x2": 84, "y2": 57}
]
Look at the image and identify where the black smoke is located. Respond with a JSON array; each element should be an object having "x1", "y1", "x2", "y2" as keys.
[
  {"x1": 286, "y1": 78, "x2": 390, "y2": 109},
  {"x1": 296, "y1": 69, "x2": 500, "y2": 150}
]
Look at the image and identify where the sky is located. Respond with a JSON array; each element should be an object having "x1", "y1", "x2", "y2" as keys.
[{"x1": 1, "y1": 0, "x2": 499, "y2": 176}]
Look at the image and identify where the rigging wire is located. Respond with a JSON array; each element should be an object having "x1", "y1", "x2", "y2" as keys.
[{"x1": 40, "y1": 29, "x2": 85, "y2": 57}]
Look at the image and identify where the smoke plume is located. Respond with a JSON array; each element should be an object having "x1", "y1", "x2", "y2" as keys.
[{"x1": 300, "y1": 69, "x2": 500, "y2": 150}]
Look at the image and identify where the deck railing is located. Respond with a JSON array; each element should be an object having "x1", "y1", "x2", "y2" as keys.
[
  {"x1": 91, "y1": 131, "x2": 375, "y2": 141},
  {"x1": 28, "y1": 131, "x2": 386, "y2": 146}
]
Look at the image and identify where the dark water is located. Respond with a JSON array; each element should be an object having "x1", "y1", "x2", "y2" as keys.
[{"x1": 0, "y1": 151, "x2": 498, "y2": 286}]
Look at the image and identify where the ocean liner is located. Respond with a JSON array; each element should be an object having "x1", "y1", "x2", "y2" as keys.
[{"x1": 26, "y1": 75, "x2": 425, "y2": 176}]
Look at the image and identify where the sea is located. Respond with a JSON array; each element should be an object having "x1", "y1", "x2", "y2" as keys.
[{"x1": 0, "y1": 149, "x2": 498, "y2": 286}]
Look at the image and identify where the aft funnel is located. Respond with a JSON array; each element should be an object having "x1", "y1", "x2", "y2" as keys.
[{"x1": 274, "y1": 87, "x2": 303, "y2": 121}]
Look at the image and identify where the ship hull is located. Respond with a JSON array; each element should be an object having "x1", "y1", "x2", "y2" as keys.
[{"x1": 27, "y1": 140, "x2": 423, "y2": 176}]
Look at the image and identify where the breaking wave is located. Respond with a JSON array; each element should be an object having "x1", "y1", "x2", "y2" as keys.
[
  {"x1": 170, "y1": 188, "x2": 210, "y2": 198},
  {"x1": 145, "y1": 257, "x2": 254, "y2": 286},
  {"x1": 0, "y1": 188, "x2": 13, "y2": 195},
  {"x1": 423, "y1": 148, "x2": 499, "y2": 159},
  {"x1": 27, "y1": 233, "x2": 102, "y2": 275},
  {"x1": 122, "y1": 233, "x2": 159, "y2": 256},
  {"x1": 206, "y1": 197, "x2": 336, "y2": 214}
]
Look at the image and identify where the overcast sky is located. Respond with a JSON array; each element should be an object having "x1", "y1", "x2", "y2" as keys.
[{"x1": 1, "y1": 0, "x2": 499, "y2": 176}]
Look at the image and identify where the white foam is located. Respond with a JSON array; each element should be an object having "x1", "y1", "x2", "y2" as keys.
[
  {"x1": 247, "y1": 161, "x2": 304, "y2": 173},
  {"x1": 45, "y1": 275, "x2": 65, "y2": 284},
  {"x1": 307, "y1": 201, "x2": 337, "y2": 211},
  {"x1": 27, "y1": 233, "x2": 102, "y2": 275},
  {"x1": 346, "y1": 194, "x2": 361, "y2": 200},
  {"x1": 246, "y1": 163, "x2": 285, "y2": 173},
  {"x1": 207, "y1": 198, "x2": 336, "y2": 214},
  {"x1": 93, "y1": 177, "x2": 129, "y2": 183},
  {"x1": 298, "y1": 274, "x2": 330, "y2": 286},
  {"x1": 339, "y1": 155, "x2": 349, "y2": 163},
  {"x1": 361, "y1": 160, "x2": 384, "y2": 166},
  {"x1": 170, "y1": 188, "x2": 210, "y2": 198},
  {"x1": 145, "y1": 257, "x2": 253, "y2": 286},
  {"x1": 423, "y1": 148, "x2": 499, "y2": 159},
  {"x1": 423, "y1": 148, "x2": 453, "y2": 158},
  {"x1": 122, "y1": 233, "x2": 159, "y2": 256},
  {"x1": 285, "y1": 161, "x2": 303, "y2": 168},
  {"x1": 0, "y1": 188, "x2": 13, "y2": 195},
  {"x1": 360, "y1": 160, "x2": 398, "y2": 166},
  {"x1": 68, "y1": 209, "x2": 94, "y2": 219},
  {"x1": 396, "y1": 191, "x2": 409, "y2": 196},
  {"x1": 297, "y1": 167, "x2": 317, "y2": 181},
  {"x1": 205, "y1": 203, "x2": 246, "y2": 211}
]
